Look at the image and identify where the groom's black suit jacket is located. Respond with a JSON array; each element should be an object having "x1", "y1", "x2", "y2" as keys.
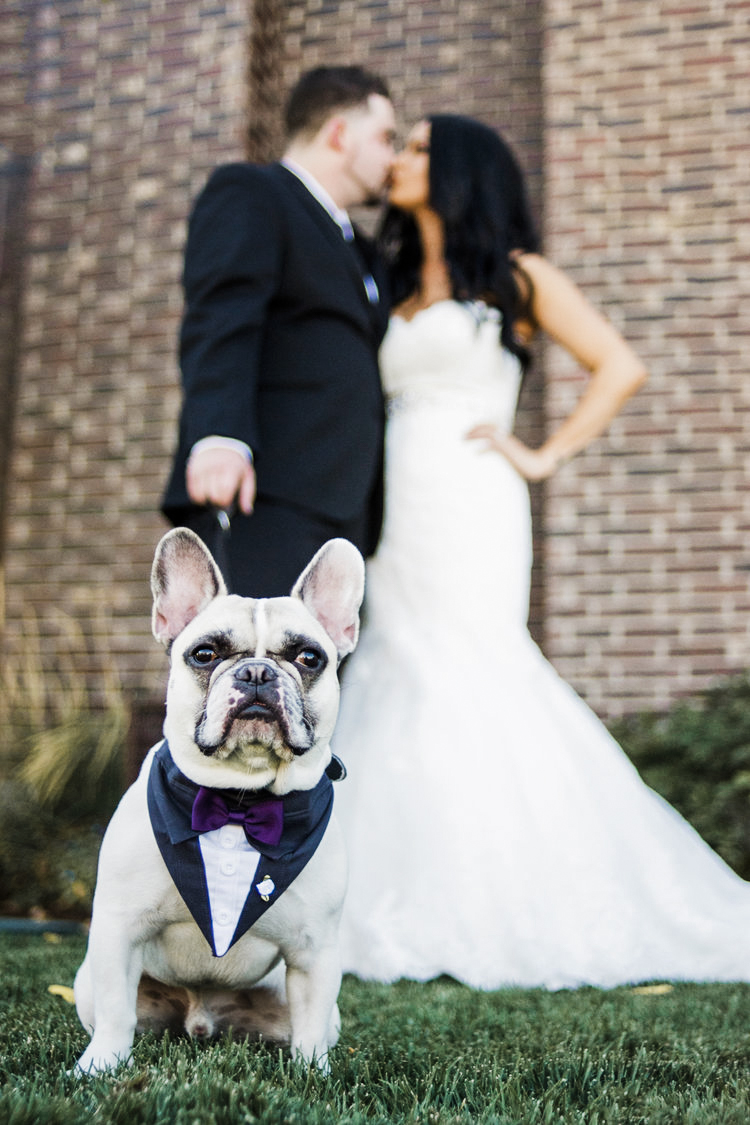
[{"x1": 162, "y1": 162, "x2": 388, "y2": 557}]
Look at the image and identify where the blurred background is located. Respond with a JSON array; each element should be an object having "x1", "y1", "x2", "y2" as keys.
[{"x1": 1, "y1": 0, "x2": 749, "y2": 916}]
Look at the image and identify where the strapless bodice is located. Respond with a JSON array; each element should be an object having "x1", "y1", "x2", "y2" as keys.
[{"x1": 379, "y1": 299, "x2": 522, "y2": 432}]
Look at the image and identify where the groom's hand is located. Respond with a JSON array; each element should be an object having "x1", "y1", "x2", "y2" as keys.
[{"x1": 186, "y1": 447, "x2": 256, "y2": 514}]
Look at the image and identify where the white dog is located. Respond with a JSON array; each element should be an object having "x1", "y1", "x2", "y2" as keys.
[{"x1": 74, "y1": 528, "x2": 364, "y2": 1074}]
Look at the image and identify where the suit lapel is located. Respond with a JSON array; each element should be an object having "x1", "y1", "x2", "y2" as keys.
[
  {"x1": 146, "y1": 747, "x2": 218, "y2": 951},
  {"x1": 146, "y1": 740, "x2": 336, "y2": 958},
  {"x1": 270, "y1": 163, "x2": 347, "y2": 248},
  {"x1": 269, "y1": 164, "x2": 387, "y2": 329}
]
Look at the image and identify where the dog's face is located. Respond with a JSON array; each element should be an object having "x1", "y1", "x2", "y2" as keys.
[{"x1": 150, "y1": 529, "x2": 364, "y2": 794}]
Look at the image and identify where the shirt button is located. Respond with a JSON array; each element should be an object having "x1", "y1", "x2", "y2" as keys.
[
  {"x1": 217, "y1": 910, "x2": 231, "y2": 926},
  {"x1": 220, "y1": 828, "x2": 238, "y2": 848},
  {"x1": 220, "y1": 860, "x2": 236, "y2": 876}
]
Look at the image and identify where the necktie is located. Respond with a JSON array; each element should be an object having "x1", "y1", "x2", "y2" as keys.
[
  {"x1": 191, "y1": 788, "x2": 284, "y2": 846},
  {"x1": 340, "y1": 217, "x2": 379, "y2": 304},
  {"x1": 340, "y1": 215, "x2": 355, "y2": 242}
]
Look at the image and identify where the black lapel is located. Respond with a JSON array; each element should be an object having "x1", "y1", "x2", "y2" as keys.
[
  {"x1": 269, "y1": 163, "x2": 347, "y2": 248},
  {"x1": 268, "y1": 164, "x2": 387, "y2": 326},
  {"x1": 231, "y1": 779, "x2": 333, "y2": 941},
  {"x1": 146, "y1": 740, "x2": 335, "y2": 957},
  {"x1": 147, "y1": 743, "x2": 217, "y2": 951}
]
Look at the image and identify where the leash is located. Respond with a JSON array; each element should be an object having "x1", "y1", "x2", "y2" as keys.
[{"x1": 209, "y1": 504, "x2": 234, "y2": 591}]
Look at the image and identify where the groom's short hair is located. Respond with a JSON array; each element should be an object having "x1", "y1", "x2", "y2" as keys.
[{"x1": 284, "y1": 66, "x2": 390, "y2": 140}]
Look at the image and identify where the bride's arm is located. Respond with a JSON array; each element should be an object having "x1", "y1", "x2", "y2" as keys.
[{"x1": 466, "y1": 252, "x2": 647, "y2": 481}]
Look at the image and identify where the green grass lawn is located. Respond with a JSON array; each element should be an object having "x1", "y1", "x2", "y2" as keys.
[{"x1": 2, "y1": 933, "x2": 750, "y2": 1124}]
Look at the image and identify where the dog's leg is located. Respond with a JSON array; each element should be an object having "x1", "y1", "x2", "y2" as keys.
[
  {"x1": 73, "y1": 955, "x2": 94, "y2": 1035},
  {"x1": 285, "y1": 946, "x2": 341, "y2": 1070},
  {"x1": 74, "y1": 925, "x2": 145, "y2": 1074}
]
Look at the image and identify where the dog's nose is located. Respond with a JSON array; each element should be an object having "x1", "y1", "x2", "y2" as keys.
[{"x1": 234, "y1": 660, "x2": 278, "y2": 685}]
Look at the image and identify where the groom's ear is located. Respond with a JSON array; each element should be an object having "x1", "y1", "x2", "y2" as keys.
[{"x1": 321, "y1": 114, "x2": 348, "y2": 154}]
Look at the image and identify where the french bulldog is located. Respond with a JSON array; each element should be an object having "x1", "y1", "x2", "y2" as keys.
[{"x1": 74, "y1": 527, "x2": 364, "y2": 1074}]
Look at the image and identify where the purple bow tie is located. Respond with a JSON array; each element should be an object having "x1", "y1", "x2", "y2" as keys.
[{"x1": 191, "y1": 788, "x2": 284, "y2": 847}]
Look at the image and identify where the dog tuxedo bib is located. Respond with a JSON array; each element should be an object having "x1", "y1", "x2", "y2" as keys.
[{"x1": 147, "y1": 740, "x2": 339, "y2": 956}]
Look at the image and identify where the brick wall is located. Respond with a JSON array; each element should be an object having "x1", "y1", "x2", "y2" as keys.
[
  {"x1": 1, "y1": 0, "x2": 251, "y2": 710},
  {"x1": 544, "y1": 0, "x2": 750, "y2": 714},
  {"x1": 2, "y1": 0, "x2": 748, "y2": 724}
]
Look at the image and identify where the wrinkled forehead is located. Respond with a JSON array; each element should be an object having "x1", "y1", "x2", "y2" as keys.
[
  {"x1": 178, "y1": 594, "x2": 333, "y2": 655},
  {"x1": 256, "y1": 596, "x2": 333, "y2": 651}
]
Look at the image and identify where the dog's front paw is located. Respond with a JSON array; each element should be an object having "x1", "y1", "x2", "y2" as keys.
[
  {"x1": 74, "y1": 1038, "x2": 133, "y2": 1076},
  {"x1": 293, "y1": 1044, "x2": 331, "y2": 1074}
]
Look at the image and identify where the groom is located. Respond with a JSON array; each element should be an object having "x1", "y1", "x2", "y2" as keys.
[{"x1": 162, "y1": 67, "x2": 397, "y2": 595}]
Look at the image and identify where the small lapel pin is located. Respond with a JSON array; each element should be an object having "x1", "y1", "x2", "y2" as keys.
[{"x1": 256, "y1": 876, "x2": 276, "y2": 901}]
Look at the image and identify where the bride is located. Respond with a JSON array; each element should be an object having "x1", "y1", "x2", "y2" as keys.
[{"x1": 332, "y1": 114, "x2": 750, "y2": 990}]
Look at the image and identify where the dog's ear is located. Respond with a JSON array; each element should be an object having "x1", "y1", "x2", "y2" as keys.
[
  {"x1": 151, "y1": 528, "x2": 227, "y2": 647},
  {"x1": 292, "y1": 538, "x2": 365, "y2": 661}
]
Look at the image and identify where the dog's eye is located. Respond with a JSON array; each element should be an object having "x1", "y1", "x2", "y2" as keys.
[
  {"x1": 294, "y1": 647, "x2": 324, "y2": 672},
  {"x1": 189, "y1": 645, "x2": 219, "y2": 668}
]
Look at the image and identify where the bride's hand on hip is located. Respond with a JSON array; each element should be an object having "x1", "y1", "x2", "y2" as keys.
[{"x1": 465, "y1": 425, "x2": 560, "y2": 481}]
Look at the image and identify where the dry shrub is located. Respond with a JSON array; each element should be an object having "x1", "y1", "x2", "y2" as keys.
[{"x1": 0, "y1": 604, "x2": 128, "y2": 917}]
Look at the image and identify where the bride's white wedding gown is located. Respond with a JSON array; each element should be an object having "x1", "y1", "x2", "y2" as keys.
[{"x1": 332, "y1": 299, "x2": 750, "y2": 990}]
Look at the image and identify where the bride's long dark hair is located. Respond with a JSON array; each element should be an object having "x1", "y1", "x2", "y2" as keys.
[{"x1": 378, "y1": 114, "x2": 540, "y2": 369}]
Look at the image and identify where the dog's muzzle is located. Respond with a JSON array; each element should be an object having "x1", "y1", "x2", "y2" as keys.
[
  {"x1": 233, "y1": 659, "x2": 284, "y2": 720},
  {"x1": 196, "y1": 658, "x2": 313, "y2": 756}
]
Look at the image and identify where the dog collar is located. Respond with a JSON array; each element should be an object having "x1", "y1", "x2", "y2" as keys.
[{"x1": 147, "y1": 740, "x2": 338, "y2": 956}]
